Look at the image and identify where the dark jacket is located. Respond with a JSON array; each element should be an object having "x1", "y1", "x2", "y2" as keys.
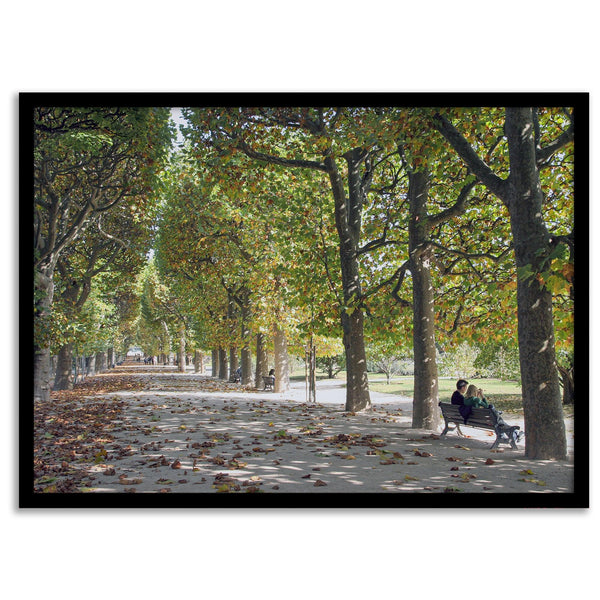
[{"x1": 451, "y1": 391, "x2": 465, "y2": 405}]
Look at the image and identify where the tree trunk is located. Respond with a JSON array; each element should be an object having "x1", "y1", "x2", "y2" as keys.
[
  {"x1": 96, "y1": 351, "x2": 107, "y2": 373},
  {"x1": 211, "y1": 349, "x2": 220, "y2": 378},
  {"x1": 408, "y1": 171, "x2": 439, "y2": 430},
  {"x1": 273, "y1": 324, "x2": 290, "y2": 393},
  {"x1": 218, "y1": 348, "x2": 228, "y2": 380},
  {"x1": 504, "y1": 107, "x2": 567, "y2": 460},
  {"x1": 306, "y1": 339, "x2": 316, "y2": 402},
  {"x1": 433, "y1": 107, "x2": 570, "y2": 459},
  {"x1": 240, "y1": 292, "x2": 253, "y2": 385},
  {"x1": 229, "y1": 347, "x2": 239, "y2": 379},
  {"x1": 108, "y1": 347, "x2": 114, "y2": 368},
  {"x1": 557, "y1": 365, "x2": 574, "y2": 405},
  {"x1": 255, "y1": 333, "x2": 269, "y2": 389},
  {"x1": 34, "y1": 267, "x2": 55, "y2": 402},
  {"x1": 54, "y1": 343, "x2": 74, "y2": 390},
  {"x1": 178, "y1": 324, "x2": 186, "y2": 373},
  {"x1": 325, "y1": 152, "x2": 371, "y2": 412},
  {"x1": 86, "y1": 355, "x2": 96, "y2": 376},
  {"x1": 194, "y1": 349, "x2": 204, "y2": 373}
]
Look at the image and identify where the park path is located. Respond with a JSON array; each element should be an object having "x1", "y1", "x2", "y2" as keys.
[{"x1": 33, "y1": 364, "x2": 575, "y2": 497}]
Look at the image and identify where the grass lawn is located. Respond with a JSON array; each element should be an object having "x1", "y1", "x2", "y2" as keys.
[
  {"x1": 369, "y1": 377, "x2": 526, "y2": 414},
  {"x1": 289, "y1": 370, "x2": 573, "y2": 417}
]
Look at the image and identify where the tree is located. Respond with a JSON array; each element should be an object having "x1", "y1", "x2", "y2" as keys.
[
  {"x1": 33, "y1": 105, "x2": 170, "y2": 401},
  {"x1": 434, "y1": 105, "x2": 575, "y2": 459},
  {"x1": 183, "y1": 107, "x2": 417, "y2": 412}
]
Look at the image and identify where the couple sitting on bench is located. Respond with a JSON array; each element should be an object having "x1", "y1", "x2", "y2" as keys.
[{"x1": 451, "y1": 379, "x2": 524, "y2": 445}]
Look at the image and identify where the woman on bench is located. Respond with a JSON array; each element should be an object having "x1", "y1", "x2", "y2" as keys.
[{"x1": 453, "y1": 381, "x2": 524, "y2": 445}]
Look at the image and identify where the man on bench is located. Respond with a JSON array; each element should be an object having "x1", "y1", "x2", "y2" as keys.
[{"x1": 449, "y1": 380, "x2": 524, "y2": 446}]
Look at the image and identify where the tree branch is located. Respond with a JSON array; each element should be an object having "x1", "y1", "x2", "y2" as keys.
[
  {"x1": 432, "y1": 113, "x2": 508, "y2": 201},
  {"x1": 236, "y1": 139, "x2": 328, "y2": 172}
]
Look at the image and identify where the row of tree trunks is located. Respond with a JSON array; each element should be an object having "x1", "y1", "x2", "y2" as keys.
[
  {"x1": 53, "y1": 346, "x2": 114, "y2": 391},
  {"x1": 210, "y1": 327, "x2": 291, "y2": 392}
]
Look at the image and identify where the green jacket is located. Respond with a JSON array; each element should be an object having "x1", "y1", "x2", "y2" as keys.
[{"x1": 464, "y1": 396, "x2": 489, "y2": 408}]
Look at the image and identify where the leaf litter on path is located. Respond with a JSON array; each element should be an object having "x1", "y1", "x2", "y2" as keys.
[{"x1": 33, "y1": 368, "x2": 574, "y2": 495}]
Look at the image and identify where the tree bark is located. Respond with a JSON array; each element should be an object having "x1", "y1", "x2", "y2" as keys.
[
  {"x1": 504, "y1": 107, "x2": 567, "y2": 459},
  {"x1": 255, "y1": 333, "x2": 269, "y2": 389},
  {"x1": 108, "y1": 347, "x2": 114, "y2": 368},
  {"x1": 34, "y1": 267, "x2": 55, "y2": 402},
  {"x1": 218, "y1": 348, "x2": 228, "y2": 380},
  {"x1": 240, "y1": 292, "x2": 253, "y2": 385},
  {"x1": 408, "y1": 171, "x2": 440, "y2": 430},
  {"x1": 325, "y1": 152, "x2": 371, "y2": 412},
  {"x1": 273, "y1": 324, "x2": 290, "y2": 393},
  {"x1": 557, "y1": 365, "x2": 574, "y2": 405},
  {"x1": 178, "y1": 324, "x2": 186, "y2": 372},
  {"x1": 229, "y1": 347, "x2": 239, "y2": 378},
  {"x1": 211, "y1": 349, "x2": 220, "y2": 378},
  {"x1": 54, "y1": 343, "x2": 74, "y2": 390},
  {"x1": 194, "y1": 349, "x2": 204, "y2": 373},
  {"x1": 86, "y1": 355, "x2": 96, "y2": 376},
  {"x1": 96, "y1": 351, "x2": 107, "y2": 373}
]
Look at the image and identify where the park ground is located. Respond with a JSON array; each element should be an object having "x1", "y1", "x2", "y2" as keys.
[{"x1": 33, "y1": 364, "x2": 575, "y2": 496}]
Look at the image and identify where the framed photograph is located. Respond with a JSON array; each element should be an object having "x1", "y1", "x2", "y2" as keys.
[{"x1": 22, "y1": 92, "x2": 588, "y2": 509}]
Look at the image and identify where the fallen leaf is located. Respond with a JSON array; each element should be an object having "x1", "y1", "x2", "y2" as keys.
[{"x1": 519, "y1": 469, "x2": 534, "y2": 475}]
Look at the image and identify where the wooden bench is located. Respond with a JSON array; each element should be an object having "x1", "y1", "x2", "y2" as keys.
[
  {"x1": 438, "y1": 402, "x2": 521, "y2": 450},
  {"x1": 262, "y1": 376, "x2": 275, "y2": 391}
]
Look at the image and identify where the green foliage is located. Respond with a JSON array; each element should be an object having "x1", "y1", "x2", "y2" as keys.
[{"x1": 438, "y1": 342, "x2": 480, "y2": 379}]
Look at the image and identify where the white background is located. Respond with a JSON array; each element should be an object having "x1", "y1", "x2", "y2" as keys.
[{"x1": 2, "y1": 2, "x2": 596, "y2": 598}]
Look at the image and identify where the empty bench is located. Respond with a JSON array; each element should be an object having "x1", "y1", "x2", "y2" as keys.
[
  {"x1": 438, "y1": 402, "x2": 521, "y2": 450},
  {"x1": 262, "y1": 376, "x2": 275, "y2": 391}
]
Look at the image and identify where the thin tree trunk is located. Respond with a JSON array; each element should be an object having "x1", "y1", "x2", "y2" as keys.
[
  {"x1": 273, "y1": 324, "x2": 290, "y2": 393},
  {"x1": 178, "y1": 324, "x2": 186, "y2": 373},
  {"x1": 108, "y1": 347, "x2": 114, "y2": 368},
  {"x1": 557, "y1": 365, "x2": 574, "y2": 405},
  {"x1": 255, "y1": 333, "x2": 268, "y2": 389},
  {"x1": 240, "y1": 293, "x2": 253, "y2": 385},
  {"x1": 218, "y1": 348, "x2": 228, "y2": 380},
  {"x1": 211, "y1": 349, "x2": 220, "y2": 378}
]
